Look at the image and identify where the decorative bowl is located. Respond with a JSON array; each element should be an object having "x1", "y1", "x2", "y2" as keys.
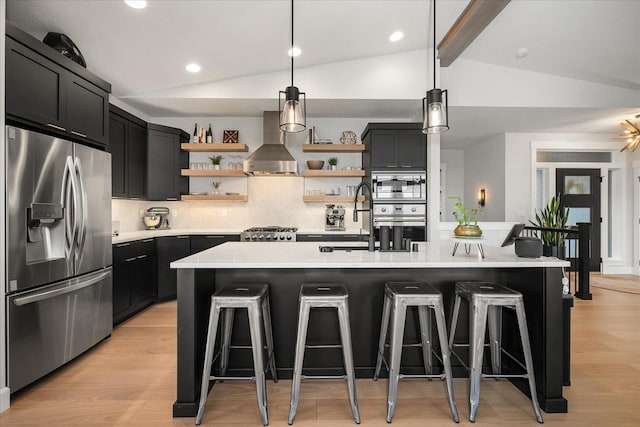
[{"x1": 307, "y1": 160, "x2": 325, "y2": 170}]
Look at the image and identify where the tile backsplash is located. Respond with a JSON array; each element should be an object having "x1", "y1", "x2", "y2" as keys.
[{"x1": 112, "y1": 176, "x2": 362, "y2": 232}]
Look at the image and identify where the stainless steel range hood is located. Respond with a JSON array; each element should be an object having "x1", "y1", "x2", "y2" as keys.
[{"x1": 243, "y1": 111, "x2": 298, "y2": 175}]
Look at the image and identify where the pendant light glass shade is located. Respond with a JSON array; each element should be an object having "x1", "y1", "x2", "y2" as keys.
[
  {"x1": 279, "y1": 0, "x2": 306, "y2": 133},
  {"x1": 422, "y1": 88, "x2": 449, "y2": 134},
  {"x1": 422, "y1": 0, "x2": 449, "y2": 134},
  {"x1": 279, "y1": 86, "x2": 306, "y2": 132}
]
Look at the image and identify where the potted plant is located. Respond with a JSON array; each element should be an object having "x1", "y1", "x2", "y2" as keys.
[
  {"x1": 209, "y1": 155, "x2": 223, "y2": 170},
  {"x1": 328, "y1": 157, "x2": 338, "y2": 170},
  {"x1": 449, "y1": 196, "x2": 483, "y2": 237},
  {"x1": 530, "y1": 194, "x2": 570, "y2": 257}
]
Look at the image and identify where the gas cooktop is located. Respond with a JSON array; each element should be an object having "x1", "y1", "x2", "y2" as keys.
[{"x1": 241, "y1": 226, "x2": 298, "y2": 242}]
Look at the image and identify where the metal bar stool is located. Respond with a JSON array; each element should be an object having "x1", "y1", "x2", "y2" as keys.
[
  {"x1": 448, "y1": 281, "x2": 543, "y2": 423},
  {"x1": 288, "y1": 283, "x2": 360, "y2": 425},
  {"x1": 373, "y1": 281, "x2": 459, "y2": 423},
  {"x1": 196, "y1": 283, "x2": 278, "y2": 426}
]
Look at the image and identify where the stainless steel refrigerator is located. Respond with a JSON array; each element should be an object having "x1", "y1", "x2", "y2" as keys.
[{"x1": 5, "y1": 125, "x2": 113, "y2": 392}]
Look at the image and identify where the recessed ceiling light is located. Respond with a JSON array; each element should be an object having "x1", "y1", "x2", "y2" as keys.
[
  {"x1": 288, "y1": 47, "x2": 301, "y2": 57},
  {"x1": 185, "y1": 63, "x2": 201, "y2": 73},
  {"x1": 389, "y1": 31, "x2": 404, "y2": 42},
  {"x1": 124, "y1": 0, "x2": 147, "y2": 9},
  {"x1": 515, "y1": 47, "x2": 529, "y2": 58}
]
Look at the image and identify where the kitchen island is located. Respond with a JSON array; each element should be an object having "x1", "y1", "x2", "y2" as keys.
[{"x1": 171, "y1": 241, "x2": 570, "y2": 417}]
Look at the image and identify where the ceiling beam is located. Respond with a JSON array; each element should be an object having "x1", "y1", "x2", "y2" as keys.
[{"x1": 437, "y1": 0, "x2": 511, "y2": 67}]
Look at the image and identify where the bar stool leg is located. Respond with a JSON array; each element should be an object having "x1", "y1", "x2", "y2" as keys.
[
  {"x1": 514, "y1": 302, "x2": 544, "y2": 423},
  {"x1": 433, "y1": 299, "x2": 460, "y2": 423},
  {"x1": 417, "y1": 305, "x2": 433, "y2": 377},
  {"x1": 374, "y1": 293, "x2": 391, "y2": 381},
  {"x1": 196, "y1": 302, "x2": 221, "y2": 426},
  {"x1": 448, "y1": 294, "x2": 462, "y2": 352},
  {"x1": 337, "y1": 302, "x2": 361, "y2": 424},
  {"x1": 262, "y1": 294, "x2": 278, "y2": 382},
  {"x1": 487, "y1": 305, "x2": 502, "y2": 377},
  {"x1": 469, "y1": 300, "x2": 488, "y2": 423},
  {"x1": 219, "y1": 308, "x2": 235, "y2": 378},
  {"x1": 386, "y1": 299, "x2": 407, "y2": 423},
  {"x1": 288, "y1": 302, "x2": 310, "y2": 425},
  {"x1": 248, "y1": 303, "x2": 268, "y2": 426}
]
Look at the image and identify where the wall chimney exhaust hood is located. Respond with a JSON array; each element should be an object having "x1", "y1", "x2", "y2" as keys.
[{"x1": 243, "y1": 111, "x2": 298, "y2": 175}]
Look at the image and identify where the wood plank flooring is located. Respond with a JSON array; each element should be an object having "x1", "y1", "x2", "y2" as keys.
[{"x1": 1, "y1": 274, "x2": 639, "y2": 426}]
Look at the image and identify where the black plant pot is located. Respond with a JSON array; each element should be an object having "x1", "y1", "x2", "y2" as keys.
[{"x1": 543, "y1": 245, "x2": 560, "y2": 258}]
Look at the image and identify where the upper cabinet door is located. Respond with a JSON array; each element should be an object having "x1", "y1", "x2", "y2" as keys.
[
  {"x1": 396, "y1": 131, "x2": 426, "y2": 169},
  {"x1": 5, "y1": 38, "x2": 65, "y2": 128},
  {"x1": 65, "y1": 75, "x2": 109, "y2": 145},
  {"x1": 109, "y1": 113, "x2": 127, "y2": 198},
  {"x1": 370, "y1": 131, "x2": 398, "y2": 169},
  {"x1": 127, "y1": 122, "x2": 148, "y2": 199}
]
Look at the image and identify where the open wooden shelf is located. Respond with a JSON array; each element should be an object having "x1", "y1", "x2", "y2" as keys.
[
  {"x1": 181, "y1": 143, "x2": 248, "y2": 152},
  {"x1": 302, "y1": 170, "x2": 365, "y2": 177},
  {"x1": 181, "y1": 194, "x2": 248, "y2": 201},
  {"x1": 303, "y1": 195, "x2": 365, "y2": 203},
  {"x1": 302, "y1": 144, "x2": 365, "y2": 153},
  {"x1": 181, "y1": 169, "x2": 247, "y2": 177}
]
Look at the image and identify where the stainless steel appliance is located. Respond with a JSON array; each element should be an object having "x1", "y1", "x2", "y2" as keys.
[
  {"x1": 325, "y1": 204, "x2": 346, "y2": 231},
  {"x1": 5, "y1": 125, "x2": 113, "y2": 392},
  {"x1": 371, "y1": 171, "x2": 426, "y2": 202},
  {"x1": 143, "y1": 206, "x2": 170, "y2": 230},
  {"x1": 372, "y1": 204, "x2": 426, "y2": 228},
  {"x1": 241, "y1": 226, "x2": 298, "y2": 242}
]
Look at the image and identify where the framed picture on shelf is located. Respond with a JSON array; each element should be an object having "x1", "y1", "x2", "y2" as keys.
[{"x1": 223, "y1": 130, "x2": 239, "y2": 143}]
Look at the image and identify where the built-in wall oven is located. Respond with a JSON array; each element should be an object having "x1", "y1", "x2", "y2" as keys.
[{"x1": 370, "y1": 171, "x2": 427, "y2": 248}]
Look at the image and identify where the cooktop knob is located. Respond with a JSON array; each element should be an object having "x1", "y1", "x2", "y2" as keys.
[
  {"x1": 258, "y1": 235, "x2": 264, "y2": 240},
  {"x1": 279, "y1": 235, "x2": 285, "y2": 240},
  {"x1": 286, "y1": 235, "x2": 292, "y2": 240},
  {"x1": 251, "y1": 235, "x2": 258, "y2": 240},
  {"x1": 266, "y1": 235, "x2": 272, "y2": 240}
]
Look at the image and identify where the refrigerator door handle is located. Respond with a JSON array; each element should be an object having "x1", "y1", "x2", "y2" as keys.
[
  {"x1": 12, "y1": 268, "x2": 112, "y2": 307},
  {"x1": 74, "y1": 156, "x2": 88, "y2": 266},
  {"x1": 63, "y1": 156, "x2": 78, "y2": 260}
]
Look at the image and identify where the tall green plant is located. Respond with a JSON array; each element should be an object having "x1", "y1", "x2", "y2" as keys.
[{"x1": 530, "y1": 194, "x2": 570, "y2": 246}]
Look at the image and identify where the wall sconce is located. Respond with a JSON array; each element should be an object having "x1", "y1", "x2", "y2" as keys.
[{"x1": 479, "y1": 189, "x2": 486, "y2": 207}]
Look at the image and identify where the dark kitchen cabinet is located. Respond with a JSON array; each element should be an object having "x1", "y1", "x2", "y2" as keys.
[
  {"x1": 155, "y1": 236, "x2": 191, "y2": 301},
  {"x1": 147, "y1": 124, "x2": 189, "y2": 201},
  {"x1": 108, "y1": 105, "x2": 148, "y2": 199},
  {"x1": 190, "y1": 234, "x2": 240, "y2": 254},
  {"x1": 112, "y1": 239, "x2": 155, "y2": 325},
  {"x1": 361, "y1": 123, "x2": 426, "y2": 170},
  {"x1": 5, "y1": 23, "x2": 111, "y2": 146}
]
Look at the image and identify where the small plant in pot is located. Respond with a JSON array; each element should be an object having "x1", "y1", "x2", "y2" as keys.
[
  {"x1": 530, "y1": 194, "x2": 570, "y2": 257},
  {"x1": 328, "y1": 157, "x2": 338, "y2": 170},
  {"x1": 209, "y1": 155, "x2": 223, "y2": 170},
  {"x1": 449, "y1": 196, "x2": 483, "y2": 237}
]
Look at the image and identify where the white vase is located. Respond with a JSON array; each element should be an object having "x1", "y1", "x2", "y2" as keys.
[
  {"x1": 214, "y1": 164, "x2": 221, "y2": 170},
  {"x1": 330, "y1": 165, "x2": 337, "y2": 170}
]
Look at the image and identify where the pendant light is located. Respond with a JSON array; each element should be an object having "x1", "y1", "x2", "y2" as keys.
[
  {"x1": 279, "y1": 0, "x2": 306, "y2": 133},
  {"x1": 422, "y1": 0, "x2": 449, "y2": 134}
]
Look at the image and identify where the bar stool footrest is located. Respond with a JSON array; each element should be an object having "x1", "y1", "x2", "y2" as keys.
[{"x1": 300, "y1": 374, "x2": 348, "y2": 380}]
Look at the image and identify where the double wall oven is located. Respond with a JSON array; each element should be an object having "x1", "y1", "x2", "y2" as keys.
[{"x1": 370, "y1": 171, "x2": 427, "y2": 244}]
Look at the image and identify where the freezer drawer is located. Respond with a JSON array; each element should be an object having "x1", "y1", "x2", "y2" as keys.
[{"x1": 7, "y1": 267, "x2": 113, "y2": 392}]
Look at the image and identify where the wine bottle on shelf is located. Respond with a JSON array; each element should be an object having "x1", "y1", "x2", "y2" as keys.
[
  {"x1": 207, "y1": 123, "x2": 213, "y2": 143},
  {"x1": 199, "y1": 128, "x2": 205, "y2": 144},
  {"x1": 192, "y1": 123, "x2": 198, "y2": 143}
]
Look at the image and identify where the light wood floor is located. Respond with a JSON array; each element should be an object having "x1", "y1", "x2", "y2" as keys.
[{"x1": 1, "y1": 275, "x2": 639, "y2": 426}]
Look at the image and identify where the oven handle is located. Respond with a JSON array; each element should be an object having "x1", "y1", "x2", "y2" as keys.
[{"x1": 374, "y1": 218, "x2": 426, "y2": 223}]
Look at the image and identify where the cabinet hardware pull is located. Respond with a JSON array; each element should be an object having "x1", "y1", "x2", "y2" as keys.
[
  {"x1": 166, "y1": 198, "x2": 178, "y2": 201},
  {"x1": 124, "y1": 257, "x2": 137, "y2": 262},
  {"x1": 176, "y1": 236, "x2": 189, "y2": 239},
  {"x1": 116, "y1": 243, "x2": 131, "y2": 247},
  {"x1": 206, "y1": 235, "x2": 224, "y2": 238},
  {"x1": 129, "y1": 198, "x2": 140, "y2": 200},
  {"x1": 400, "y1": 165, "x2": 412, "y2": 168},
  {"x1": 46, "y1": 123, "x2": 66, "y2": 132},
  {"x1": 142, "y1": 239, "x2": 154, "y2": 243},
  {"x1": 70, "y1": 130, "x2": 88, "y2": 138},
  {"x1": 307, "y1": 235, "x2": 322, "y2": 238},
  {"x1": 136, "y1": 254, "x2": 147, "y2": 259}
]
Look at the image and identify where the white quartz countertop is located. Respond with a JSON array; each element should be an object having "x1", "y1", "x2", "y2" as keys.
[
  {"x1": 171, "y1": 241, "x2": 570, "y2": 269},
  {"x1": 112, "y1": 229, "x2": 369, "y2": 244}
]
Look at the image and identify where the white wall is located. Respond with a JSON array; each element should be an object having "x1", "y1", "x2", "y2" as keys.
[
  {"x1": 441, "y1": 149, "x2": 464, "y2": 222},
  {"x1": 463, "y1": 135, "x2": 506, "y2": 221}
]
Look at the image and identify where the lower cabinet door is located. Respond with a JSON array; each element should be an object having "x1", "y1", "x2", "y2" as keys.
[{"x1": 156, "y1": 236, "x2": 190, "y2": 301}]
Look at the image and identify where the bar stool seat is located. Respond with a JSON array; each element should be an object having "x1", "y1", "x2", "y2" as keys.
[
  {"x1": 448, "y1": 281, "x2": 543, "y2": 423},
  {"x1": 196, "y1": 283, "x2": 278, "y2": 426},
  {"x1": 374, "y1": 281, "x2": 459, "y2": 423},
  {"x1": 288, "y1": 283, "x2": 360, "y2": 425}
]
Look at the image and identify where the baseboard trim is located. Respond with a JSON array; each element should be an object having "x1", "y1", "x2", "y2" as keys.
[{"x1": 0, "y1": 387, "x2": 10, "y2": 413}]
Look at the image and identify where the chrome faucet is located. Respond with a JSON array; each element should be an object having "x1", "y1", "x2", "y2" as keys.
[{"x1": 353, "y1": 182, "x2": 376, "y2": 252}]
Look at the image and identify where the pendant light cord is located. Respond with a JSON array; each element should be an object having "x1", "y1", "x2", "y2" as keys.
[
  {"x1": 290, "y1": 0, "x2": 294, "y2": 87},
  {"x1": 432, "y1": 0, "x2": 436, "y2": 89}
]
